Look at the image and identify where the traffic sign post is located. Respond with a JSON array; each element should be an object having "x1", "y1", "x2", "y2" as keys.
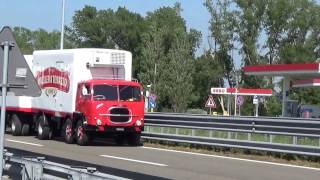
[
  {"x1": 253, "y1": 95, "x2": 259, "y2": 117},
  {"x1": 0, "y1": 27, "x2": 41, "y2": 177}
]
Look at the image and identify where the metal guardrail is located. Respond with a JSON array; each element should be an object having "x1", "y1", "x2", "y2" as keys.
[
  {"x1": 142, "y1": 113, "x2": 320, "y2": 157},
  {"x1": 3, "y1": 150, "x2": 129, "y2": 180}
]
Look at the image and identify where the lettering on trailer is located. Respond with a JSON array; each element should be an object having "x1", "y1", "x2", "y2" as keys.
[
  {"x1": 36, "y1": 67, "x2": 70, "y2": 97},
  {"x1": 205, "y1": 95, "x2": 216, "y2": 108}
]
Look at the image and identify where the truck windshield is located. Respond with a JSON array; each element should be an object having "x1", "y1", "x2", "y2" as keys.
[
  {"x1": 119, "y1": 85, "x2": 141, "y2": 102},
  {"x1": 93, "y1": 85, "x2": 141, "y2": 102},
  {"x1": 93, "y1": 85, "x2": 118, "y2": 101}
]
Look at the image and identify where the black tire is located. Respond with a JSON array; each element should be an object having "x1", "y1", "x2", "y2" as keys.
[
  {"x1": 63, "y1": 118, "x2": 74, "y2": 144},
  {"x1": 11, "y1": 114, "x2": 22, "y2": 136},
  {"x1": 21, "y1": 123, "x2": 30, "y2": 136},
  {"x1": 75, "y1": 120, "x2": 89, "y2": 146},
  {"x1": 127, "y1": 133, "x2": 141, "y2": 146},
  {"x1": 114, "y1": 135, "x2": 125, "y2": 145},
  {"x1": 37, "y1": 115, "x2": 51, "y2": 140}
]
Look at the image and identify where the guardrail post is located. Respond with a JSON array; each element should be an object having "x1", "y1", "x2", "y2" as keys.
[
  {"x1": 227, "y1": 132, "x2": 231, "y2": 139},
  {"x1": 21, "y1": 158, "x2": 44, "y2": 180},
  {"x1": 191, "y1": 130, "x2": 195, "y2": 136},
  {"x1": 209, "y1": 131, "x2": 213, "y2": 138},
  {"x1": 293, "y1": 136, "x2": 298, "y2": 145},
  {"x1": 269, "y1": 135, "x2": 273, "y2": 143},
  {"x1": 248, "y1": 133, "x2": 252, "y2": 141},
  {"x1": 161, "y1": 127, "x2": 164, "y2": 134}
]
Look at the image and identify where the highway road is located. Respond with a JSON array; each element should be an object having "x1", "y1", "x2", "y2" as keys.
[{"x1": 3, "y1": 134, "x2": 320, "y2": 180}]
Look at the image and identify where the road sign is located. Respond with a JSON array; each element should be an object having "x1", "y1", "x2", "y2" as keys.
[
  {"x1": 253, "y1": 95, "x2": 259, "y2": 104},
  {"x1": 149, "y1": 99, "x2": 157, "y2": 108},
  {"x1": 237, "y1": 96, "x2": 244, "y2": 106},
  {"x1": 0, "y1": 26, "x2": 41, "y2": 96},
  {"x1": 0, "y1": 26, "x2": 42, "y2": 177},
  {"x1": 205, "y1": 95, "x2": 216, "y2": 108},
  {"x1": 149, "y1": 93, "x2": 157, "y2": 101}
]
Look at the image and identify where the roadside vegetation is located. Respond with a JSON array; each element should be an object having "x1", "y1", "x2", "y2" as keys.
[{"x1": 11, "y1": 0, "x2": 320, "y2": 115}]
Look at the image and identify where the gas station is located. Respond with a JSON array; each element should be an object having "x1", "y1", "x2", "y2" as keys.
[
  {"x1": 210, "y1": 87, "x2": 273, "y2": 116},
  {"x1": 243, "y1": 63, "x2": 320, "y2": 117}
]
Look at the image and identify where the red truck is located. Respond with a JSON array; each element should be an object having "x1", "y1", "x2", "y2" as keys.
[{"x1": 2, "y1": 48, "x2": 145, "y2": 145}]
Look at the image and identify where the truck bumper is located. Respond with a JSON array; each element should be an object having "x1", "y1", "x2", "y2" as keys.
[{"x1": 84, "y1": 124, "x2": 144, "y2": 133}]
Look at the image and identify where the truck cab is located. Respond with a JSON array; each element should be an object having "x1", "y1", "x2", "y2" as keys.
[{"x1": 75, "y1": 80, "x2": 144, "y2": 144}]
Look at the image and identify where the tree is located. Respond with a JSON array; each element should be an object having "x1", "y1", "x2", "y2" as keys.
[
  {"x1": 138, "y1": 4, "x2": 201, "y2": 112},
  {"x1": 13, "y1": 27, "x2": 61, "y2": 53},
  {"x1": 12, "y1": 27, "x2": 34, "y2": 54},
  {"x1": 66, "y1": 6, "x2": 147, "y2": 77},
  {"x1": 205, "y1": 0, "x2": 237, "y2": 88},
  {"x1": 191, "y1": 52, "x2": 224, "y2": 109}
]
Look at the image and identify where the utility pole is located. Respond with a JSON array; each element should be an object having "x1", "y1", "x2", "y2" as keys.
[{"x1": 60, "y1": 0, "x2": 66, "y2": 50}]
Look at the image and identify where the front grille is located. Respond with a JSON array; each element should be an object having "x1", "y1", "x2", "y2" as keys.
[{"x1": 110, "y1": 108, "x2": 130, "y2": 123}]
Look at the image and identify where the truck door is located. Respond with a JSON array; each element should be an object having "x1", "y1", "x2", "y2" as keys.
[
  {"x1": 76, "y1": 83, "x2": 91, "y2": 117},
  {"x1": 55, "y1": 61, "x2": 66, "y2": 112}
]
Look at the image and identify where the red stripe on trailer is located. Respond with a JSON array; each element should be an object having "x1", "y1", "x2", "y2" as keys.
[
  {"x1": 5, "y1": 106, "x2": 71, "y2": 117},
  {"x1": 243, "y1": 63, "x2": 320, "y2": 76}
]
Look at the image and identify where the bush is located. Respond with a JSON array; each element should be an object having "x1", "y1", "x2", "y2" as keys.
[{"x1": 186, "y1": 108, "x2": 208, "y2": 114}]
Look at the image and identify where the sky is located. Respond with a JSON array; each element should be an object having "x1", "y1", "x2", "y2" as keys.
[{"x1": 0, "y1": 0, "x2": 212, "y2": 53}]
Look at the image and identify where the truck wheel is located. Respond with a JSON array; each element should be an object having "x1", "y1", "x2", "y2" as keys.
[
  {"x1": 37, "y1": 115, "x2": 51, "y2": 140},
  {"x1": 11, "y1": 114, "x2": 22, "y2": 136},
  {"x1": 63, "y1": 118, "x2": 74, "y2": 144},
  {"x1": 114, "y1": 135, "x2": 125, "y2": 145},
  {"x1": 21, "y1": 123, "x2": 30, "y2": 136},
  {"x1": 76, "y1": 120, "x2": 89, "y2": 146},
  {"x1": 127, "y1": 133, "x2": 141, "y2": 146}
]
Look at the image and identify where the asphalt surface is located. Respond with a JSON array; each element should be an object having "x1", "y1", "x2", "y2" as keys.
[{"x1": 3, "y1": 134, "x2": 320, "y2": 180}]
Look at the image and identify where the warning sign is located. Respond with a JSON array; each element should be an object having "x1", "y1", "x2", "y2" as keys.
[{"x1": 205, "y1": 95, "x2": 216, "y2": 108}]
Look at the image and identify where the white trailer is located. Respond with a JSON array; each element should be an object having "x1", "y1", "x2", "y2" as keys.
[{"x1": 3, "y1": 49, "x2": 145, "y2": 145}]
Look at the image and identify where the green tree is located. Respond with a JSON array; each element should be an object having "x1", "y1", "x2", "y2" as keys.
[
  {"x1": 66, "y1": 6, "x2": 147, "y2": 77},
  {"x1": 191, "y1": 52, "x2": 224, "y2": 108},
  {"x1": 12, "y1": 27, "x2": 34, "y2": 54},
  {"x1": 139, "y1": 4, "x2": 201, "y2": 112},
  {"x1": 205, "y1": 0, "x2": 236, "y2": 88}
]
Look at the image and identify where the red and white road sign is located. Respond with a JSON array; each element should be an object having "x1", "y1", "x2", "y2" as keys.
[{"x1": 205, "y1": 96, "x2": 216, "y2": 108}]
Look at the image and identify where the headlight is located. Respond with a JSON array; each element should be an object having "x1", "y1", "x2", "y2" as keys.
[
  {"x1": 96, "y1": 119, "x2": 102, "y2": 126},
  {"x1": 135, "y1": 120, "x2": 142, "y2": 126}
]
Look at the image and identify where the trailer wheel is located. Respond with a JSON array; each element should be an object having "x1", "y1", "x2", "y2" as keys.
[
  {"x1": 11, "y1": 114, "x2": 22, "y2": 136},
  {"x1": 21, "y1": 123, "x2": 30, "y2": 136},
  {"x1": 63, "y1": 118, "x2": 74, "y2": 144},
  {"x1": 37, "y1": 115, "x2": 51, "y2": 140},
  {"x1": 127, "y1": 133, "x2": 142, "y2": 146},
  {"x1": 76, "y1": 120, "x2": 89, "y2": 146}
]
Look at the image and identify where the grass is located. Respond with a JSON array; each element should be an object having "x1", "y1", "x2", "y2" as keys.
[{"x1": 145, "y1": 126, "x2": 320, "y2": 147}]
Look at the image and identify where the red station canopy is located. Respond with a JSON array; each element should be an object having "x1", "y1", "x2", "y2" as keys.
[
  {"x1": 243, "y1": 63, "x2": 320, "y2": 77},
  {"x1": 292, "y1": 78, "x2": 320, "y2": 88},
  {"x1": 211, "y1": 88, "x2": 272, "y2": 96}
]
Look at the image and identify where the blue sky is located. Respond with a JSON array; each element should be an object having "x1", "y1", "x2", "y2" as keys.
[{"x1": 0, "y1": 0, "x2": 211, "y2": 52}]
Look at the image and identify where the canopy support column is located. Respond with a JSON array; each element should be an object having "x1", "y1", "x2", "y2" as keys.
[{"x1": 282, "y1": 78, "x2": 290, "y2": 117}]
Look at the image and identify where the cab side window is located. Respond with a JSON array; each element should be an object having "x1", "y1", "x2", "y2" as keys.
[{"x1": 81, "y1": 84, "x2": 91, "y2": 98}]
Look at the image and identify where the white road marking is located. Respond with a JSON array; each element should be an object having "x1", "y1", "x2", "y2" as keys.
[
  {"x1": 100, "y1": 155, "x2": 168, "y2": 167},
  {"x1": 142, "y1": 146, "x2": 320, "y2": 171},
  {"x1": 6, "y1": 139, "x2": 43, "y2": 147}
]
